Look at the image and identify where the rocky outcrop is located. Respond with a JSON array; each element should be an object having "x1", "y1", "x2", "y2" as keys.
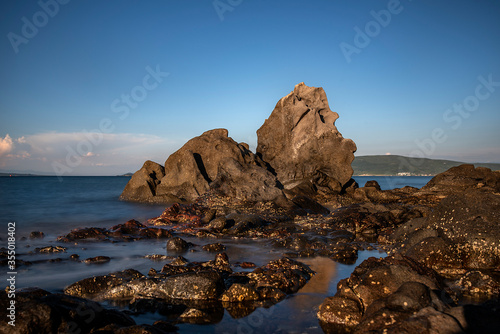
[
  {"x1": 121, "y1": 83, "x2": 357, "y2": 204},
  {"x1": 257, "y1": 82, "x2": 357, "y2": 195},
  {"x1": 317, "y1": 254, "x2": 450, "y2": 332},
  {"x1": 119, "y1": 160, "x2": 166, "y2": 202},
  {"x1": 121, "y1": 129, "x2": 286, "y2": 204}
]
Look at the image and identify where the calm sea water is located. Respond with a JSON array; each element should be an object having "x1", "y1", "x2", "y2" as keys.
[
  {"x1": 0, "y1": 175, "x2": 431, "y2": 333},
  {"x1": 353, "y1": 175, "x2": 433, "y2": 190}
]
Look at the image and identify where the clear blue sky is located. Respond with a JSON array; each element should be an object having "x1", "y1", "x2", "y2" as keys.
[{"x1": 1, "y1": 0, "x2": 499, "y2": 175}]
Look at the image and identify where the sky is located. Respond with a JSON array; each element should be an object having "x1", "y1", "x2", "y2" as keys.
[{"x1": 1, "y1": 0, "x2": 499, "y2": 176}]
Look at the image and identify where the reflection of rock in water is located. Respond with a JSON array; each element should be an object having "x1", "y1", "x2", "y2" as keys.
[
  {"x1": 273, "y1": 257, "x2": 337, "y2": 330},
  {"x1": 299, "y1": 257, "x2": 337, "y2": 294}
]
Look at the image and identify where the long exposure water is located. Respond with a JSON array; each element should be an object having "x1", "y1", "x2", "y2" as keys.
[{"x1": 0, "y1": 175, "x2": 432, "y2": 333}]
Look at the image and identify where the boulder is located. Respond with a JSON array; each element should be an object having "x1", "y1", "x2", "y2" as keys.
[
  {"x1": 166, "y1": 237, "x2": 190, "y2": 253},
  {"x1": 119, "y1": 160, "x2": 166, "y2": 202},
  {"x1": 418, "y1": 164, "x2": 500, "y2": 195},
  {"x1": 257, "y1": 82, "x2": 357, "y2": 194},
  {"x1": 0, "y1": 288, "x2": 135, "y2": 334},
  {"x1": 161, "y1": 271, "x2": 225, "y2": 300},
  {"x1": 155, "y1": 129, "x2": 272, "y2": 202}
]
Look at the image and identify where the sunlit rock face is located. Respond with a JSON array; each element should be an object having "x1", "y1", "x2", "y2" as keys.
[
  {"x1": 257, "y1": 82, "x2": 357, "y2": 194},
  {"x1": 155, "y1": 128, "x2": 283, "y2": 202}
]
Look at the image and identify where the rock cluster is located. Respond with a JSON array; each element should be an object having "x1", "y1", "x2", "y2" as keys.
[
  {"x1": 63, "y1": 254, "x2": 314, "y2": 325},
  {"x1": 317, "y1": 164, "x2": 500, "y2": 333},
  {"x1": 120, "y1": 83, "x2": 356, "y2": 204}
]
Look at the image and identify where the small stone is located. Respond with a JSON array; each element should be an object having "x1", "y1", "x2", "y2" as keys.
[
  {"x1": 83, "y1": 256, "x2": 111, "y2": 264},
  {"x1": 166, "y1": 237, "x2": 190, "y2": 253},
  {"x1": 29, "y1": 231, "x2": 45, "y2": 239}
]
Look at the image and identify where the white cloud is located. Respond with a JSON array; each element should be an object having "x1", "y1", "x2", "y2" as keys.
[
  {"x1": 0, "y1": 134, "x2": 14, "y2": 157},
  {"x1": 0, "y1": 132, "x2": 182, "y2": 175}
]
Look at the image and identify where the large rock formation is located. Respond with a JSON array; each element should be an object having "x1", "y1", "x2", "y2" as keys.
[
  {"x1": 257, "y1": 82, "x2": 357, "y2": 195},
  {"x1": 121, "y1": 129, "x2": 285, "y2": 203},
  {"x1": 121, "y1": 83, "x2": 357, "y2": 203},
  {"x1": 155, "y1": 128, "x2": 284, "y2": 202}
]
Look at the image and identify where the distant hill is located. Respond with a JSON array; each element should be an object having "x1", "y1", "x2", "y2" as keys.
[{"x1": 352, "y1": 155, "x2": 500, "y2": 176}]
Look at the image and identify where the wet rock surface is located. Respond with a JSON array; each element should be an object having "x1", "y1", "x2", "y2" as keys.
[
  {"x1": 0, "y1": 288, "x2": 141, "y2": 334},
  {"x1": 318, "y1": 165, "x2": 500, "y2": 333},
  {"x1": 62, "y1": 254, "x2": 314, "y2": 327},
  {"x1": 56, "y1": 219, "x2": 172, "y2": 242}
]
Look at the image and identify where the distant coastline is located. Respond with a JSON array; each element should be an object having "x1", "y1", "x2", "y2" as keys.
[{"x1": 352, "y1": 155, "x2": 500, "y2": 176}]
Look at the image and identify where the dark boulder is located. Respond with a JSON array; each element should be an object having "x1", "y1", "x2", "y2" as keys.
[
  {"x1": 0, "y1": 288, "x2": 135, "y2": 334},
  {"x1": 257, "y1": 82, "x2": 357, "y2": 194},
  {"x1": 166, "y1": 237, "x2": 190, "y2": 253},
  {"x1": 64, "y1": 269, "x2": 144, "y2": 299},
  {"x1": 29, "y1": 231, "x2": 44, "y2": 239},
  {"x1": 161, "y1": 271, "x2": 225, "y2": 300},
  {"x1": 83, "y1": 255, "x2": 111, "y2": 264},
  {"x1": 364, "y1": 180, "x2": 381, "y2": 190},
  {"x1": 291, "y1": 195, "x2": 330, "y2": 215},
  {"x1": 119, "y1": 160, "x2": 167, "y2": 203},
  {"x1": 427, "y1": 189, "x2": 500, "y2": 270},
  {"x1": 418, "y1": 164, "x2": 500, "y2": 195},
  {"x1": 220, "y1": 283, "x2": 260, "y2": 302}
]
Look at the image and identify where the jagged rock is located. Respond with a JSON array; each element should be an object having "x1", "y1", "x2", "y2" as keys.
[
  {"x1": 257, "y1": 82, "x2": 357, "y2": 195},
  {"x1": 119, "y1": 160, "x2": 167, "y2": 202}
]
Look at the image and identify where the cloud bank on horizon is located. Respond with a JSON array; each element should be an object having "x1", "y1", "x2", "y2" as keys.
[{"x1": 1, "y1": 0, "x2": 499, "y2": 175}]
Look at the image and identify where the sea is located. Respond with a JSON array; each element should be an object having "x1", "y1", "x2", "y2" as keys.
[{"x1": 0, "y1": 175, "x2": 432, "y2": 333}]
